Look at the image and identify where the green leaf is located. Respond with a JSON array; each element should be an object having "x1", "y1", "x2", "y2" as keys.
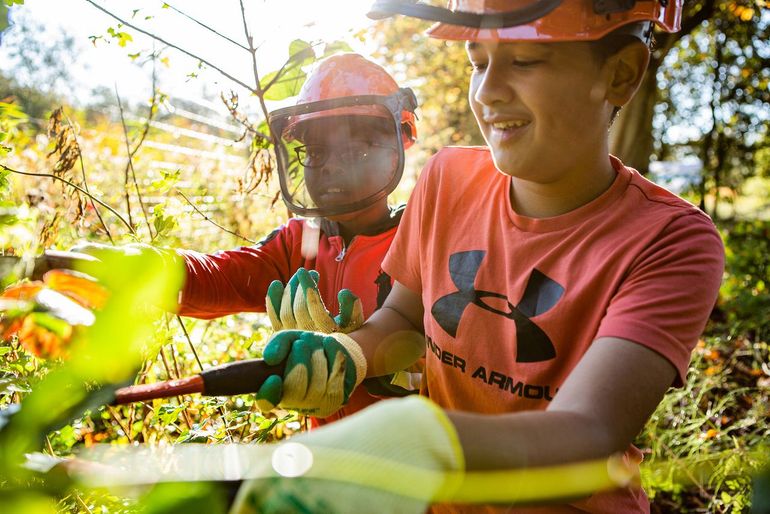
[
  {"x1": 150, "y1": 169, "x2": 181, "y2": 193},
  {"x1": 107, "y1": 26, "x2": 133, "y2": 47},
  {"x1": 0, "y1": 376, "x2": 32, "y2": 394},
  {"x1": 155, "y1": 403, "x2": 185, "y2": 426},
  {"x1": 323, "y1": 40, "x2": 354, "y2": 57},
  {"x1": 28, "y1": 312, "x2": 74, "y2": 338},
  {"x1": 288, "y1": 39, "x2": 315, "y2": 66},
  {"x1": 260, "y1": 39, "x2": 316, "y2": 101}
]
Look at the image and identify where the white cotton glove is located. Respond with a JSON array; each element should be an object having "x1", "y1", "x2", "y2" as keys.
[{"x1": 232, "y1": 395, "x2": 464, "y2": 514}]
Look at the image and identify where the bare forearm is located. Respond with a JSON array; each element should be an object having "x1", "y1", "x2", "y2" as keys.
[
  {"x1": 447, "y1": 409, "x2": 617, "y2": 471},
  {"x1": 349, "y1": 305, "x2": 426, "y2": 377},
  {"x1": 447, "y1": 339, "x2": 676, "y2": 471}
]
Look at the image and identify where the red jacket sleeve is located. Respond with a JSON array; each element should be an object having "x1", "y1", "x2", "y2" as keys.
[{"x1": 176, "y1": 220, "x2": 306, "y2": 319}]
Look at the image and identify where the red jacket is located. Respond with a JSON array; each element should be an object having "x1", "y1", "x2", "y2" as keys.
[{"x1": 176, "y1": 207, "x2": 404, "y2": 424}]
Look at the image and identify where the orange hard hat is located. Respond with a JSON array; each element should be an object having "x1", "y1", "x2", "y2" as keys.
[
  {"x1": 369, "y1": 0, "x2": 682, "y2": 42},
  {"x1": 288, "y1": 53, "x2": 417, "y2": 148}
]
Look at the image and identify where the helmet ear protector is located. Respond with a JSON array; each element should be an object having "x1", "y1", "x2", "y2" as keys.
[{"x1": 269, "y1": 88, "x2": 419, "y2": 218}]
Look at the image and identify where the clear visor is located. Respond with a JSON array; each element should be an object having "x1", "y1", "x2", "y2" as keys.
[
  {"x1": 270, "y1": 91, "x2": 415, "y2": 217},
  {"x1": 368, "y1": 0, "x2": 563, "y2": 29}
]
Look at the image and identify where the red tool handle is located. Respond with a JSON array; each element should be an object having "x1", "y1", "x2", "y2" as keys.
[
  {"x1": 112, "y1": 358, "x2": 285, "y2": 405},
  {"x1": 113, "y1": 376, "x2": 205, "y2": 404}
]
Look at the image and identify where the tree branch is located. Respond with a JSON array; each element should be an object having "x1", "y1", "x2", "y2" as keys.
[
  {"x1": 83, "y1": 0, "x2": 253, "y2": 92},
  {"x1": 1, "y1": 164, "x2": 135, "y2": 233},
  {"x1": 238, "y1": 0, "x2": 279, "y2": 148},
  {"x1": 163, "y1": 2, "x2": 249, "y2": 52}
]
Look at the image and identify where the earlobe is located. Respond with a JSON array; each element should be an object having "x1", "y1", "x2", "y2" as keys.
[{"x1": 606, "y1": 41, "x2": 650, "y2": 108}]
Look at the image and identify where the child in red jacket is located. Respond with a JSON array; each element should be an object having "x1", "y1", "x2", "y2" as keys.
[{"x1": 74, "y1": 53, "x2": 420, "y2": 426}]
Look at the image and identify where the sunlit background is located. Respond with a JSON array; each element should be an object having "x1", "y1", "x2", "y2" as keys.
[{"x1": 1, "y1": 0, "x2": 377, "y2": 106}]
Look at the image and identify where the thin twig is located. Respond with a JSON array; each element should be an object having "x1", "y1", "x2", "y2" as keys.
[
  {"x1": 44, "y1": 435, "x2": 56, "y2": 456},
  {"x1": 176, "y1": 189, "x2": 256, "y2": 244},
  {"x1": 163, "y1": 2, "x2": 249, "y2": 52},
  {"x1": 74, "y1": 493, "x2": 94, "y2": 514},
  {"x1": 107, "y1": 406, "x2": 133, "y2": 443},
  {"x1": 2, "y1": 164, "x2": 135, "y2": 233},
  {"x1": 650, "y1": 431, "x2": 711, "y2": 499},
  {"x1": 175, "y1": 315, "x2": 235, "y2": 442},
  {"x1": 220, "y1": 91, "x2": 270, "y2": 141},
  {"x1": 84, "y1": 0, "x2": 253, "y2": 92},
  {"x1": 115, "y1": 88, "x2": 135, "y2": 230},
  {"x1": 238, "y1": 0, "x2": 276, "y2": 146},
  {"x1": 115, "y1": 84, "x2": 156, "y2": 238},
  {"x1": 159, "y1": 345, "x2": 193, "y2": 430},
  {"x1": 175, "y1": 315, "x2": 203, "y2": 371},
  {"x1": 132, "y1": 50, "x2": 160, "y2": 236},
  {"x1": 63, "y1": 115, "x2": 114, "y2": 243}
]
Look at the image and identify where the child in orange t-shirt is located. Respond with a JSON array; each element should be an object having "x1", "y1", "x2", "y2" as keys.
[{"x1": 234, "y1": 2, "x2": 724, "y2": 513}]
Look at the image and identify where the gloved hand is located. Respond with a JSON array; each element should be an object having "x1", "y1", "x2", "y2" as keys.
[
  {"x1": 255, "y1": 330, "x2": 367, "y2": 418},
  {"x1": 266, "y1": 268, "x2": 363, "y2": 334},
  {"x1": 232, "y1": 395, "x2": 464, "y2": 514}
]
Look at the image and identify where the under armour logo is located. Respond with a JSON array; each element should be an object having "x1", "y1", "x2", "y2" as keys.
[{"x1": 431, "y1": 250, "x2": 564, "y2": 363}]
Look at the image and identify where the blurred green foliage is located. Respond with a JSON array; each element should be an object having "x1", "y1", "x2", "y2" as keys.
[{"x1": 721, "y1": 220, "x2": 770, "y2": 340}]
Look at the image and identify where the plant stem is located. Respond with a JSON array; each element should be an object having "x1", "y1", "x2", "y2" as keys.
[
  {"x1": 1, "y1": 164, "x2": 135, "y2": 233},
  {"x1": 177, "y1": 189, "x2": 256, "y2": 244},
  {"x1": 64, "y1": 114, "x2": 114, "y2": 243}
]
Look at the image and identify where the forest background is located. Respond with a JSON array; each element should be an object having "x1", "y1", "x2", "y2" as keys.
[{"x1": 0, "y1": 0, "x2": 769, "y2": 512}]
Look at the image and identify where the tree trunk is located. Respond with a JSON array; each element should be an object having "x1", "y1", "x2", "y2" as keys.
[{"x1": 609, "y1": 63, "x2": 659, "y2": 175}]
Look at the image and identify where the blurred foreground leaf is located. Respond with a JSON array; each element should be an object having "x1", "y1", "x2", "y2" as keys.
[{"x1": 0, "y1": 250, "x2": 184, "y2": 504}]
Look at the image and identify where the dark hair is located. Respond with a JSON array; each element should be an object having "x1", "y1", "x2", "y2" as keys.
[{"x1": 589, "y1": 22, "x2": 654, "y2": 124}]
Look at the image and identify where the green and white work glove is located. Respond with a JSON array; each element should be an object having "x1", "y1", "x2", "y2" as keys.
[
  {"x1": 232, "y1": 395, "x2": 464, "y2": 514},
  {"x1": 255, "y1": 329, "x2": 367, "y2": 418},
  {"x1": 266, "y1": 268, "x2": 363, "y2": 334}
]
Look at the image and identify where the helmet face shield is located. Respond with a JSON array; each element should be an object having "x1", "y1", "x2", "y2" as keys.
[
  {"x1": 269, "y1": 88, "x2": 417, "y2": 217},
  {"x1": 368, "y1": 0, "x2": 682, "y2": 42}
]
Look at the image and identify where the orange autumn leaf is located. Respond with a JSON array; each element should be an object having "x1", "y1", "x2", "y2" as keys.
[
  {"x1": 1, "y1": 278, "x2": 97, "y2": 359},
  {"x1": 2, "y1": 282, "x2": 44, "y2": 301},
  {"x1": 43, "y1": 269, "x2": 109, "y2": 310},
  {"x1": 15, "y1": 314, "x2": 74, "y2": 359}
]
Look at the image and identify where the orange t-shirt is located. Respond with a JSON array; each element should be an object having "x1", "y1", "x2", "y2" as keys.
[{"x1": 382, "y1": 147, "x2": 724, "y2": 514}]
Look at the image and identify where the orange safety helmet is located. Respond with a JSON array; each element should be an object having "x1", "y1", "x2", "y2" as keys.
[
  {"x1": 268, "y1": 53, "x2": 419, "y2": 217},
  {"x1": 285, "y1": 53, "x2": 417, "y2": 149},
  {"x1": 368, "y1": 0, "x2": 683, "y2": 42}
]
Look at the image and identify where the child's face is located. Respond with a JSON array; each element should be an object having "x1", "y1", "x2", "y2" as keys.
[
  {"x1": 297, "y1": 116, "x2": 399, "y2": 211},
  {"x1": 466, "y1": 40, "x2": 613, "y2": 181}
]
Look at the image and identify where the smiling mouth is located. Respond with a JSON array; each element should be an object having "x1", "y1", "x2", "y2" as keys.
[{"x1": 491, "y1": 120, "x2": 530, "y2": 130}]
